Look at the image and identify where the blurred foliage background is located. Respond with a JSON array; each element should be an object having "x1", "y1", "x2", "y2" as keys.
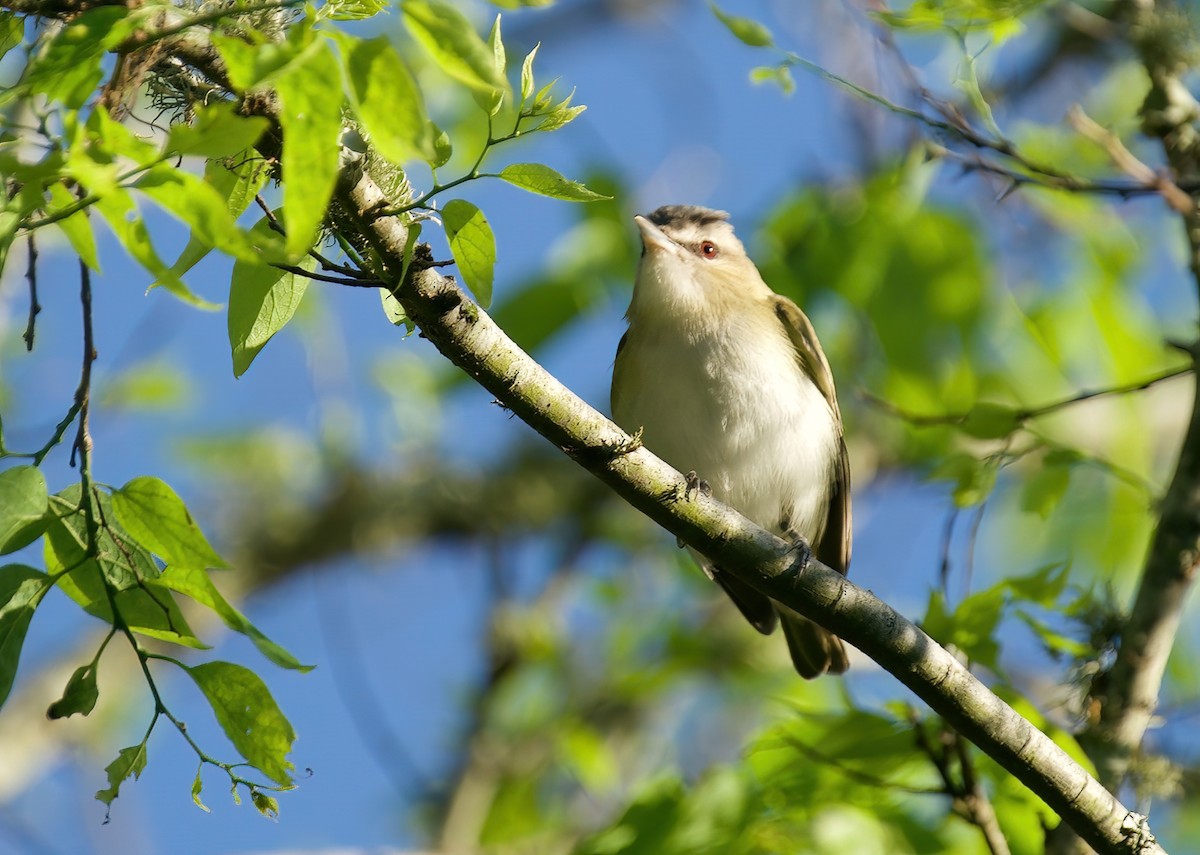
[{"x1": 1, "y1": 0, "x2": 1198, "y2": 854}]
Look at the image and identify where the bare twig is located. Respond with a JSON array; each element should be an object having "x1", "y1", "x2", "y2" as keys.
[
  {"x1": 22, "y1": 234, "x2": 40, "y2": 352},
  {"x1": 70, "y1": 260, "x2": 96, "y2": 471},
  {"x1": 1067, "y1": 105, "x2": 1194, "y2": 213},
  {"x1": 861, "y1": 363, "x2": 1193, "y2": 428},
  {"x1": 271, "y1": 263, "x2": 382, "y2": 288}
]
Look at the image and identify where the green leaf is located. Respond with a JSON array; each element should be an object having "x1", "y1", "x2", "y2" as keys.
[
  {"x1": 750, "y1": 63, "x2": 795, "y2": 95},
  {"x1": 341, "y1": 34, "x2": 437, "y2": 165},
  {"x1": 161, "y1": 159, "x2": 270, "y2": 284},
  {"x1": 442, "y1": 199, "x2": 496, "y2": 308},
  {"x1": 575, "y1": 776, "x2": 686, "y2": 855},
  {"x1": 380, "y1": 289, "x2": 408, "y2": 327},
  {"x1": 111, "y1": 476, "x2": 229, "y2": 571},
  {"x1": 228, "y1": 219, "x2": 314, "y2": 377},
  {"x1": 921, "y1": 587, "x2": 1004, "y2": 671},
  {"x1": 252, "y1": 790, "x2": 280, "y2": 819},
  {"x1": 1017, "y1": 611, "x2": 1090, "y2": 659},
  {"x1": 135, "y1": 164, "x2": 285, "y2": 265},
  {"x1": 520, "y1": 43, "x2": 539, "y2": 103},
  {"x1": 1021, "y1": 457, "x2": 1072, "y2": 519},
  {"x1": 487, "y1": 13, "x2": 506, "y2": 75},
  {"x1": 497, "y1": 163, "x2": 610, "y2": 202},
  {"x1": 0, "y1": 565, "x2": 49, "y2": 708},
  {"x1": 482, "y1": 14, "x2": 506, "y2": 115},
  {"x1": 0, "y1": 11, "x2": 23, "y2": 61},
  {"x1": 99, "y1": 360, "x2": 192, "y2": 412},
  {"x1": 94, "y1": 191, "x2": 219, "y2": 309},
  {"x1": 46, "y1": 662, "x2": 99, "y2": 719},
  {"x1": 929, "y1": 452, "x2": 997, "y2": 508},
  {"x1": 535, "y1": 96, "x2": 585, "y2": 133},
  {"x1": 0, "y1": 466, "x2": 49, "y2": 555},
  {"x1": 159, "y1": 564, "x2": 313, "y2": 671},
  {"x1": 710, "y1": 2, "x2": 773, "y2": 47},
  {"x1": 192, "y1": 766, "x2": 211, "y2": 813},
  {"x1": 1005, "y1": 561, "x2": 1070, "y2": 607},
  {"x1": 430, "y1": 124, "x2": 453, "y2": 169},
  {"x1": 165, "y1": 102, "x2": 270, "y2": 158},
  {"x1": 402, "y1": 0, "x2": 508, "y2": 97},
  {"x1": 47, "y1": 182, "x2": 100, "y2": 271},
  {"x1": 324, "y1": 0, "x2": 388, "y2": 20},
  {"x1": 186, "y1": 661, "x2": 296, "y2": 785},
  {"x1": 21, "y1": 7, "x2": 130, "y2": 108},
  {"x1": 211, "y1": 29, "x2": 312, "y2": 91},
  {"x1": 95, "y1": 743, "x2": 148, "y2": 808},
  {"x1": 44, "y1": 488, "x2": 205, "y2": 648},
  {"x1": 275, "y1": 42, "x2": 342, "y2": 257},
  {"x1": 380, "y1": 222, "x2": 420, "y2": 330}
]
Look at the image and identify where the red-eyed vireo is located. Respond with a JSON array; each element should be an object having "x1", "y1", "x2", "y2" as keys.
[{"x1": 611, "y1": 205, "x2": 851, "y2": 678}]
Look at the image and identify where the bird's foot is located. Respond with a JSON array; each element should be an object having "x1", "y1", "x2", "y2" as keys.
[
  {"x1": 783, "y1": 526, "x2": 814, "y2": 574},
  {"x1": 684, "y1": 470, "x2": 712, "y2": 501}
]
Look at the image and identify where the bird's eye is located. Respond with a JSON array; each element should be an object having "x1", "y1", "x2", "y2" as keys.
[{"x1": 699, "y1": 241, "x2": 719, "y2": 260}]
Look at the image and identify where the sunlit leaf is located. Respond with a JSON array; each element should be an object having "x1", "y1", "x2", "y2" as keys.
[
  {"x1": 44, "y1": 488, "x2": 206, "y2": 648},
  {"x1": 0, "y1": 565, "x2": 49, "y2": 708},
  {"x1": 275, "y1": 40, "x2": 342, "y2": 257},
  {"x1": 20, "y1": 7, "x2": 130, "y2": 108},
  {"x1": 340, "y1": 34, "x2": 437, "y2": 164},
  {"x1": 442, "y1": 199, "x2": 496, "y2": 307},
  {"x1": 95, "y1": 743, "x2": 148, "y2": 808},
  {"x1": 46, "y1": 662, "x2": 99, "y2": 719},
  {"x1": 160, "y1": 158, "x2": 270, "y2": 284},
  {"x1": 166, "y1": 103, "x2": 269, "y2": 158},
  {"x1": 191, "y1": 766, "x2": 211, "y2": 813},
  {"x1": 0, "y1": 466, "x2": 48, "y2": 555},
  {"x1": 402, "y1": 0, "x2": 508, "y2": 98},
  {"x1": 228, "y1": 217, "x2": 314, "y2": 377},
  {"x1": 710, "y1": 2, "x2": 773, "y2": 47},
  {"x1": 159, "y1": 564, "x2": 313, "y2": 671},
  {"x1": 112, "y1": 476, "x2": 229, "y2": 571},
  {"x1": 47, "y1": 182, "x2": 100, "y2": 271},
  {"x1": 187, "y1": 661, "x2": 296, "y2": 785},
  {"x1": 498, "y1": 163, "x2": 609, "y2": 201}
]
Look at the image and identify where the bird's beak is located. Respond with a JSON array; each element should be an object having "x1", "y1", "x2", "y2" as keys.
[{"x1": 634, "y1": 215, "x2": 679, "y2": 255}]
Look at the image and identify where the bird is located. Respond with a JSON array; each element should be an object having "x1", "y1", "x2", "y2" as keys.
[{"x1": 610, "y1": 204, "x2": 851, "y2": 678}]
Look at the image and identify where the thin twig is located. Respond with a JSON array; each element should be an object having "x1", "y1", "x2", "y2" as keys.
[
  {"x1": 963, "y1": 501, "x2": 987, "y2": 600},
  {"x1": 953, "y1": 736, "x2": 1013, "y2": 855},
  {"x1": 790, "y1": 50, "x2": 1200, "y2": 199},
  {"x1": 272, "y1": 263, "x2": 383, "y2": 287},
  {"x1": 938, "y1": 507, "x2": 958, "y2": 599},
  {"x1": 22, "y1": 233, "x2": 40, "y2": 351},
  {"x1": 71, "y1": 260, "x2": 96, "y2": 472},
  {"x1": 861, "y1": 363, "x2": 1194, "y2": 429}
]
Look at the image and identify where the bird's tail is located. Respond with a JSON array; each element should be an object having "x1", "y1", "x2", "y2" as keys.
[{"x1": 777, "y1": 608, "x2": 849, "y2": 679}]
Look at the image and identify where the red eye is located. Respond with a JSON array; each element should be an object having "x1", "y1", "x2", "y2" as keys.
[{"x1": 699, "y1": 241, "x2": 719, "y2": 259}]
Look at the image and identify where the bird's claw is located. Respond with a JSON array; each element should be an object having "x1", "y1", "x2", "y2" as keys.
[
  {"x1": 784, "y1": 527, "x2": 813, "y2": 573},
  {"x1": 684, "y1": 470, "x2": 712, "y2": 501}
]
